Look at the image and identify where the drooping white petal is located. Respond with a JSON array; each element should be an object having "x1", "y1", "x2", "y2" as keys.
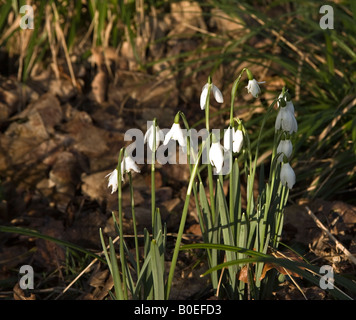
[
  {"x1": 209, "y1": 142, "x2": 224, "y2": 174},
  {"x1": 144, "y1": 125, "x2": 152, "y2": 144},
  {"x1": 144, "y1": 124, "x2": 163, "y2": 151},
  {"x1": 281, "y1": 109, "x2": 294, "y2": 133},
  {"x1": 123, "y1": 155, "x2": 140, "y2": 174},
  {"x1": 232, "y1": 129, "x2": 243, "y2": 153},
  {"x1": 280, "y1": 162, "x2": 296, "y2": 189},
  {"x1": 291, "y1": 114, "x2": 298, "y2": 133},
  {"x1": 163, "y1": 129, "x2": 173, "y2": 146},
  {"x1": 275, "y1": 109, "x2": 282, "y2": 132},
  {"x1": 200, "y1": 83, "x2": 209, "y2": 110},
  {"x1": 276, "y1": 139, "x2": 293, "y2": 163},
  {"x1": 212, "y1": 84, "x2": 224, "y2": 103},
  {"x1": 106, "y1": 169, "x2": 120, "y2": 194},
  {"x1": 176, "y1": 127, "x2": 186, "y2": 148},
  {"x1": 286, "y1": 100, "x2": 295, "y2": 114},
  {"x1": 164, "y1": 123, "x2": 186, "y2": 148},
  {"x1": 275, "y1": 107, "x2": 297, "y2": 134},
  {"x1": 223, "y1": 127, "x2": 234, "y2": 151}
]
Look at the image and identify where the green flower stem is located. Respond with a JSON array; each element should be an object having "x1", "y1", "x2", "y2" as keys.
[
  {"x1": 259, "y1": 131, "x2": 281, "y2": 251},
  {"x1": 179, "y1": 111, "x2": 204, "y2": 225},
  {"x1": 207, "y1": 161, "x2": 216, "y2": 225},
  {"x1": 230, "y1": 68, "x2": 246, "y2": 125},
  {"x1": 129, "y1": 171, "x2": 140, "y2": 276},
  {"x1": 204, "y1": 83, "x2": 212, "y2": 132},
  {"x1": 166, "y1": 142, "x2": 204, "y2": 300},
  {"x1": 228, "y1": 69, "x2": 246, "y2": 225},
  {"x1": 151, "y1": 118, "x2": 157, "y2": 236},
  {"x1": 229, "y1": 155, "x2": 234, "y2": 227},
  {"x1": 117, "y1": 147, "x2": 128, "y2": 299},
  {"x1": 247, "y1": 100, "x2": 277, "y2": 217},
  {"x1": 179, "y1": 111, "x2": 211, "y2": 281},
  {"x1": 204, "y1": 85, "x2": 216, "y2": 224},
  {"x1": 273, "y1": 185, "x2": 289, "y2": 249}
]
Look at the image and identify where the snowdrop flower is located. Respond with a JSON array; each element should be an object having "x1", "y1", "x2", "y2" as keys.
[
  {"x1": 106, "y1": 155, "x2": 141, "y2": 193},
  {"x1": 245, "y1": 69, "x2": 265, "y2": 98},
  {"x1": 121, "y1": 154, "x2": 141, "y2": 176},
  {"x1": 200, "y1": 80, "x2": 224, "y2": 110},
  {"x1": 224, "y1": 126, "x2": 243, "y2": 153},
  {"x1": 209, "y1": 136, "x2": 225, "y2": 174},
  {"x1": 276, "y1": 139, "x2": 293, "y2": 163},
  {"x1": 280, "y1": 162, "x2": 296, "y2": 189},
  {"x1": 144, "y1": 122, "x2": 164, "y2": 151},
  {"x1": 106, "y1": 169, "x2": 119, "y2": 194},
  {"x1": 163, "y1": 120, "x2": 186, "y2": 148},
  {"x1": 275, "y1": 92, "x2": 298, "y2": 134},
  {"x1": 275, "y1": 105, "x2": 298, "y2": 134},
  {"x1": 246, "y1": 79, "x2": 265, "y2": 98}
]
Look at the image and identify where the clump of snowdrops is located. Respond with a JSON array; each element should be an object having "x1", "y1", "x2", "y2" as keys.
[{"x1": 100, "y1": 68, "x2": 351, "y2": 300}]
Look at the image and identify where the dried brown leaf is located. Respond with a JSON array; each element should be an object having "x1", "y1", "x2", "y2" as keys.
[
  {"x1": 91, "y1": 71, "x2": 108, "y2": 104},
  {"x1": 13, "y1": 283, "x2": 36, "y2": 300}
]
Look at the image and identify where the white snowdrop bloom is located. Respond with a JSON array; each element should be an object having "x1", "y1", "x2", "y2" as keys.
[
  {"x1": 106, "y1": 155, "x2": 141, "y2": 193},
  {"x1": 276, "y1": 139, "x2": 293, "y2": 163},
  {"x1": 121, "y1": 154, "x2": 141, "y2": 176},
  {"x1": 223, "y1": 127, "x2": 243, "y2": 153},
  {"x1": 200, "y1": 83, "x2": 224, "y2": 110},
  {"x1": 209, "y1": 141, "x2": 225, "y2": 174},
  {"x1": 280, "y1": 162, "x2": 296, "y2": 189},
  {"x1": 106, "y1": 169, "x2": 119, "y2": 194},
  {"x1": 163, "y1": 122, "x2": 186, "y2": 148},
  {"x1": 246, "y1": 79, "x2": 265, "y2": 98},
  {"x1": 200, "y1": 84, "x2": 209, "y2": 110},
  {"x1": 275, "y1": 106, "x2": 298, "y2": 134},
  {"x1": 144, "y1": 123, "x2": 164, "y2": 151}
]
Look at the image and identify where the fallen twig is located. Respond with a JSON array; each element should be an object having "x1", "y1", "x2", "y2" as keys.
[{"x1": 305, "y1": 206, "x2": 356, "y2": 266}]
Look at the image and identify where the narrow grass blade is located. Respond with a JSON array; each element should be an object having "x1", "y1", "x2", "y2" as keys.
[
  {"x1": 109, "y1": 237, "x2": 124, "y2": 300},
  {"x1": 150, "y1": 239, "x2": 165, "y2": 300},
  {"x1": 99, "y1": 228, "x2": 112, "y2": 274}
]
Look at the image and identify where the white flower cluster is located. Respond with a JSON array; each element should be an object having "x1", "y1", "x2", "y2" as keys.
[
  {"x1": 275, "y1": 92, "x2": 298, "y2": 189},
  {"x1": 106, "y1": 73, "x2": 298, "y2": 193}
]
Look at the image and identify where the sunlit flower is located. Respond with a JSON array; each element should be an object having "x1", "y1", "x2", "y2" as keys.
[
  {"x1": 209, "y1": 140, "x2": 225, "y2": 174},
  {"x1": 200, "y1": 82, "x2": 224, "y2": 110},
  {"x1": 246, "y1": 79, "x2": 265, "y2": 98},
  {"x1": 280, "y1": 162, "x2": 296, "y2": 189},
  {"x1": 106, "y1": 169, "x2": 119, "y2": 194},
  {"x1": 163, "y1": 122, "x2": 186, "y2": 148},
  {"x1": 144, "y1": 123, "x2": 164, "y2": 151},
  {"x1": 121, "y1": 154, "x2": 141, "y2": 176},
  {"x1": 224, "y1": 126, "x2": 243, "y2": 153},
  {"x1": 276, "y1": 139, "x2": 293, "y2": 163},
  {"x1": 106, "y1": 155, "x2": 141, "y2": 193}
]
